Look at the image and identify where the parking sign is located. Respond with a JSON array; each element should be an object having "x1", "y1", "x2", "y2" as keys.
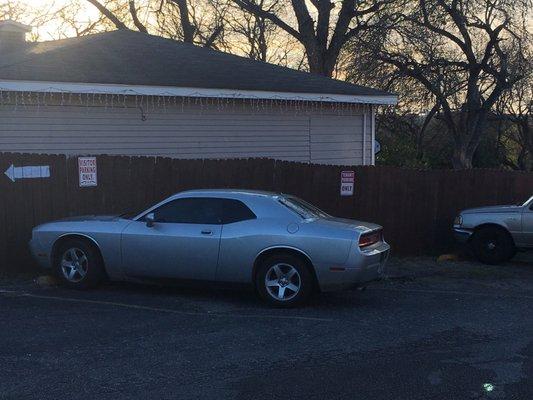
[
  {"x1": 340, "y1": 171, "x2": 355, "y2": 196},
  {"x1": 78, "y1": 157, "x2": 97, "y2": 187}
]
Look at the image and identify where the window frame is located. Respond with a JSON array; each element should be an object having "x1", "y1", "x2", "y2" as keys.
[{"x1": 136, "y1": 197, "x2": 257, "y2": 225}]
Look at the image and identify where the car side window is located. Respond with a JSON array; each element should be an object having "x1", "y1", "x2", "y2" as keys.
[
  {"x1": 219, "y1": 199, "x2": 256, "y2": 224},
  {"x1": 149, "y1": 198, "x2": 221, "y2": 224},
  {"x1": 144, "y1": 197, "x2": 256, "y2": 224}
]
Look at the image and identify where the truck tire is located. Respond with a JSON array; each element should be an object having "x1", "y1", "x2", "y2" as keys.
[{"x1": 470, "y1": 226, "x2": 516, "y2": 265}]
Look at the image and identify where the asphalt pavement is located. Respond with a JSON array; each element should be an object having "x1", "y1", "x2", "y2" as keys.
[{"x1": 1, "y1": 256, "x2": 532, "y2": 400}]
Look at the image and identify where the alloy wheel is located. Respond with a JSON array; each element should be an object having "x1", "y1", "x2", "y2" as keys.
[
  {"x1": 264, "y1": 263, "x2": 301, "y2": 301},
  {"x1": 60, "y1": 248, "x2": 89, "y2": 283}
]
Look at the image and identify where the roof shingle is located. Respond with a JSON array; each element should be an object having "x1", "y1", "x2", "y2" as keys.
[{"x1": 0, "y1": 30, "x2": 394, "y2": 100}]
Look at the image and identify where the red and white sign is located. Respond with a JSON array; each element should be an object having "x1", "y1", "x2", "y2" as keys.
[
  {"x1": 78, "y1": 157, "x2": 97, "y2": 187},
  {"x1": 340, "y1": 170, "x2": 355, "y2": 196}
]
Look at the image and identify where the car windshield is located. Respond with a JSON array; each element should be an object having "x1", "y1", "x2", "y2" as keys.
[
  {"x1": 523, "y1": 196, "x2": 533, "y2": 206},
  {"x1": 279, "y1": 196, "x2": 330, "y2": 219}
]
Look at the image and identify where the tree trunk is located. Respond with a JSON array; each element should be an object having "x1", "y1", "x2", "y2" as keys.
[
  {"x1": 305, "y1": 48, "x2": 335, "y2": 77},
  {"x1": 168, "y1": 0, "x2": 196, "y2": 43},
  {"x1": 86, "y1": 0, "x2": 128, "y2": 30},
  {"x1": 449, "y1": 102, "x2": 491, "y2": 170},
  {"x1": 519, "y1": 116, "x2": 533, "y2": 171},
  {"x1": 451, "y1": 143, "x2": 473, "y2": 169}
]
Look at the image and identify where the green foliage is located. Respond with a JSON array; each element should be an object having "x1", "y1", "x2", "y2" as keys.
[{"x1": 376, "y1": 112, "x2": 531, "y2": 170}]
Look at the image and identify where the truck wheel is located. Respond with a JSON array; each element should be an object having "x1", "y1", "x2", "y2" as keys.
[
  {"x1": 54, "y1": 239, "x2": 105, "y2": 289},
  {"x1": 256, "y1": 254, "x2": 313, "y2": 307},
  {"x1": 470, "y1": 227, "x2": 516, "y2": 265}
]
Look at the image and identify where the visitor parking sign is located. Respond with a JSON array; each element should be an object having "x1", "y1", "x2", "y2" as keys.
[{"x1": 78, "y1": 157, "x2": 97, "y2": 187}]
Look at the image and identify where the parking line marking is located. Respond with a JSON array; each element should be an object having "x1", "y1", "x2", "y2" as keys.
[
  {"x1": 370, "y1": 287, "x2": 533, "y2": 300},
  {"x1": 0, "y1": 290, "x2": 333, "y2": 322}
]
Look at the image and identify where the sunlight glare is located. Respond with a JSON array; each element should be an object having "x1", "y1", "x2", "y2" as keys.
[{"x1": 15, "y1": 0, "x2": 100, "y2": 39}]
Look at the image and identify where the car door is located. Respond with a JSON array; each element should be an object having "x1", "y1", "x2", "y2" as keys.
[
  {"x1": 215, "y1": 199, "x2": 259, "y2": 283},
  {"x1": 121, "y1": 197, "x2": 223, "y2": 280}
]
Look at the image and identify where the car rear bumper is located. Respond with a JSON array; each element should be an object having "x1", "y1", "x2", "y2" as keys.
[{"x1": 316, "y1": 242, "x2": 390, "y2": 292}]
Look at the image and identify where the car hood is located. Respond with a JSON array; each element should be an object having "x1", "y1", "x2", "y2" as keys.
[
  {"x1": 313, "y1": 216, "x2": 382, "y2": 233},
  {"x1": 462, "y1": 205, "x2": 522, "y2": 214}
]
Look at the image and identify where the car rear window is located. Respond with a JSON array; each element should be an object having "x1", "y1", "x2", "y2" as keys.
[
  {"x1": 220, "y1": 199, "x2": 257, "y2": 224},
  {"x1": 279, "y1": 196, "x2": 329, "y2": 219}
]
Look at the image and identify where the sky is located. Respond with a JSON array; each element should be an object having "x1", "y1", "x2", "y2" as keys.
[
  {"x1": 15, "y1": 0, "x2": 101, "y2": 39},
  {"x1": 9, "y1": 0, "x2": 305, "y2": 68}
]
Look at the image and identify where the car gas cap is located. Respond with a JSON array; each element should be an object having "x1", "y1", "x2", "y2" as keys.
[{"x1": 287, "y1": 223, "x2": 299, "y2": 234}]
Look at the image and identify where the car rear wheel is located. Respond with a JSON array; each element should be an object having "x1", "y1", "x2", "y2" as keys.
[
  {"x1": 256, "y1": 254, "x2": 313, "y2": 307},
  {"x1": 470, "y1": 227, "x2": 516, "y2": 265},
  {"x1": 54, "y1": 239, "x2": 105, "y2": 289}
]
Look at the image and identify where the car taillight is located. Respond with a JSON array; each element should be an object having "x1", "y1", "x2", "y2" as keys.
[{"x1": 359, "y1": 230, "x2": 382, "y2": 249}]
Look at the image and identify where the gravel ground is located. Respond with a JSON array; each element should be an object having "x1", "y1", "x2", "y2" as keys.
[{"x1": 1, "y1": 255, "x2": 532, "y2": 400}]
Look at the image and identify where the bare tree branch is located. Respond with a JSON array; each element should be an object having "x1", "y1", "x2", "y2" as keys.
[
  {"x1": 129, "y1": 0, "x2": 148, "y2": 33},
  {"x1": 85, "y1": 0, "x2": 128, "y2": 30},
  {"x1": 358, "y1": 0, "x2": 529, "y2": 168},
  {"x1": 231, "y1": 0, "x2": 388, "y2": 76},
  {"x1": 168, "y1": 0, "x2": 198, "y2": 43},
  {"x1": 230, "y1": 0, "x2": 301, "y2": 40}
]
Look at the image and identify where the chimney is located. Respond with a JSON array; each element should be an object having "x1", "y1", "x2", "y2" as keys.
[{"x1": 0, "y1": 20, "x2": 32, "y2": 54}]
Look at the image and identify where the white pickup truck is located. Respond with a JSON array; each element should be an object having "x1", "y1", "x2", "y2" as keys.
[{"x1": 454, "y1": 196, "x2": 533, "y2": 264}]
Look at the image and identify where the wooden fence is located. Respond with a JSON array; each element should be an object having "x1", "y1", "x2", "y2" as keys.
[{"x1": 1, "y1": 152, "x2": 532, "y2": 274}]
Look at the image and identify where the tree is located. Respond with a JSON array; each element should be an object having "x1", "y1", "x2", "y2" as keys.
[
  {"x1": 0, "y1": 0, "x2": 59, "y2": 40},
  {"x1": 229, "y1": 0, "x2": 390, "y2": 77},
  {"x1": 85, "y1": 0, "x2": 130, "y2": 30},
  {"x1": 48, "y1": 0, "x2": 111, "y2": 38},
  {"x1": 346, "y1": 32, "x2": 448, "y2": 167},
  {"x1": 84, "y1": 0, "x2": 226, "y2": 47},
  {"x1": 220, "y1": 0, "x2": 301, "y2": 65},
  {"x1": 495, "y1": 64, "x2": 532, "y2": 171},
  {"x1": 224, "y1": 0, "x2": 280, "y2": 62},
  {"x1": 360, "y1": 0, "x2": 530, "y2": 169}
]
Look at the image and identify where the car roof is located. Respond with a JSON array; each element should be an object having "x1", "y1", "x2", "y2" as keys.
[
  {"x1": 177, "y1": 189, "x2": 280, "y2": 197},
  {"x1": 133, "y1": 188, "x2": 296, "y2": 220}
]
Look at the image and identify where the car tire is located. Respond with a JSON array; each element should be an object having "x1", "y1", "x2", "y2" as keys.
[
  {"x1": 256, "y1": 254, "x2": 313, "y2": 307},
  {"x1": 54, "y1": 238, "x2": 105, "y2": 289},
  {"x1": 470, "y1": 227, "x2": 516, "y2": 265}
]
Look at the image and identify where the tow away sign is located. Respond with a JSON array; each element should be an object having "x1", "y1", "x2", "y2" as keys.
[
  {"x1": 78, "y1": 157, "x2": 97, "y2": 187},
  {"x1": 340, "y1": 170, "x2": 355, "y2": 196}
]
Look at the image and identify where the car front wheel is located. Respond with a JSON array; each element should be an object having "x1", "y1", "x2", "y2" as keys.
[
  {"x1": 256, "y1": 254, "x2": 313, "y2": 307},
  {"x1": 470, "y1": 227, "x2": 516, "y2": 265},
  {"x1": 54, "y1": 239, "x2": 105, "y2": 289}
]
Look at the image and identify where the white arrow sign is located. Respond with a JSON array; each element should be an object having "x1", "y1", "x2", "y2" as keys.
[{"x1": 4, "y1": 164, "x2": 50, "y2": 182}]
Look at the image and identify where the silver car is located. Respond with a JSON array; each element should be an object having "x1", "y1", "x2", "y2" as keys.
[
  {"x1": 454, "y1": 195, "x2": 533, "y2": 264},
  {"x1": 29, "y1": 189, "x2": 390, "y2": 306}
]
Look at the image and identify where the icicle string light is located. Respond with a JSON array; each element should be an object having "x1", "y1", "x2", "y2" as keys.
[{"x1": 0, "y1": 90, "x2": 367, "y2": 117}]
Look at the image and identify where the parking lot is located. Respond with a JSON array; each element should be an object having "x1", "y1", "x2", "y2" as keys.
[{"x1": 1, "y1": 256, "x2": 532, "y2": 400}]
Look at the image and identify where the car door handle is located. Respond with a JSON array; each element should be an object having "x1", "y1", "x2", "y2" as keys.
[{"x1": 201, "y1": 230, "x2": 213, "y2": 235}]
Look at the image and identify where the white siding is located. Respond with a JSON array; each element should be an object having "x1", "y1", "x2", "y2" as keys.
[
  {"x1": 0, "y1": 101, "x2": 374, "y2": 165},
  {"x1": 309, "y1": 112, "x2": 372, "y2": 166}
]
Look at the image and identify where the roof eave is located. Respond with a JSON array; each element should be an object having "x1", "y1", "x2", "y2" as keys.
[{"x1": 0, "y1": 79, "x2": 398, "y2": 105}]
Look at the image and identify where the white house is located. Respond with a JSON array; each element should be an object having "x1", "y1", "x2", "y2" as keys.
[{"x1": 0, "y1": 20, "x2": 397, "y2": 166}]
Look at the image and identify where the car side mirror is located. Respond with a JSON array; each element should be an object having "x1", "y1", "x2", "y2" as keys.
[{"x1": 145, "y1": 212, "x2": 155, "y2": 228}]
